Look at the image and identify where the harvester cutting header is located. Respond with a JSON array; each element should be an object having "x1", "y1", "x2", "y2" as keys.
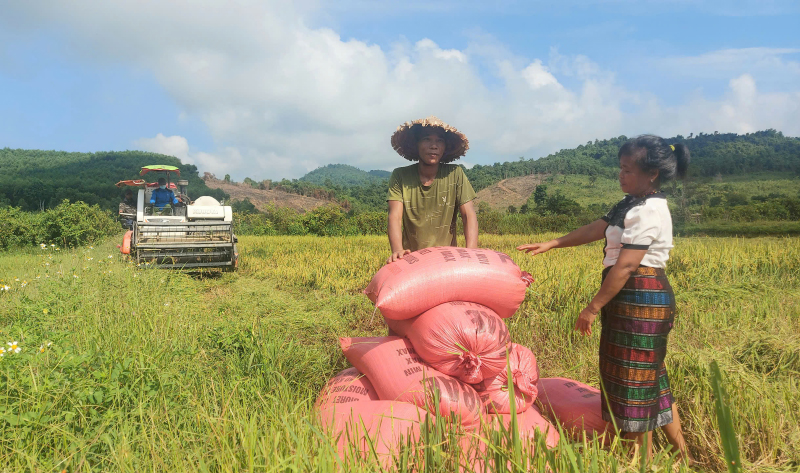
[{"x1": 117, "y1": 165, "x2": 238, "y2": 270}]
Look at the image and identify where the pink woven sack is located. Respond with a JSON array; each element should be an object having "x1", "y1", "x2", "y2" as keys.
[
  {"x1": 364, "y1": 247, "x2": 533, "y2": 320},
  {"x1": 473, "y1": 343, "x2": 539, "y2": 414},
  {"x1": 385, "y1": 302, "x2": 511, "y2": 384},
  {"x1": 340, "y1": 336, "x2": 483, "y2": 429},
  {"x1": 319, "y1": 400, "x2": 427, "y2": 465},
  {"x1": 491, "y1": 404, "x2": 560, "y2": 449},
  {"x1": 537, "y1": 377, "x2": 616, "y2": 444},
  {"x1": 315, "y1": 367, "x2": 380, "y2": 411}
]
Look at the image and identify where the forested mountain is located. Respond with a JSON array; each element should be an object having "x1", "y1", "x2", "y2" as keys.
[
  {"x1": 0, "y1": 149, "x2": 227, "y2": 211},
  {"x1": 300, "y1": 164, "x2": 391, "y2": 186},
  {"x1": 3, "y1": 129, "x2": 798, "y2": 214},
  {"x1": 465, "y1": 129, "x2": 800, "y2": 191}
]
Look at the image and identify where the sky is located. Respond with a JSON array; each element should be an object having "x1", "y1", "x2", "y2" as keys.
[{"x1": 1, "y1": 0, "x2": 798, "y2": 180}]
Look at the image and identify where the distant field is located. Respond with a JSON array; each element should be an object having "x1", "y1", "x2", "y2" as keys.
[
  {"x1": 474, "y1": 172, "x2": 800, "y2": 211},
  {"x1": 0, "y1": 235, "x2": 798, "y2": 471}
]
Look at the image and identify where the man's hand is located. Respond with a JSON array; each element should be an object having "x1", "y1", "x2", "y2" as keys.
[{"x1": 387, "y1": 249, "x2": 411, "y2": 263}]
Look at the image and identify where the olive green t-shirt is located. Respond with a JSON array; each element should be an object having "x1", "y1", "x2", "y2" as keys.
[{"x1": 387, "y1": 163, "x2": 477, "y2": 251}]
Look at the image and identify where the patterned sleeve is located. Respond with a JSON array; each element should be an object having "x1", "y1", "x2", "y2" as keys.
[
  {"x1": 387, "y1": 169, "x2": 403, "y2": 202},
  {"x1": 456, "y1": 167, "x2": 476, "y2": 207},
  {"x1": 620, "y1": 203, "x2": 660, "y2": 250}
]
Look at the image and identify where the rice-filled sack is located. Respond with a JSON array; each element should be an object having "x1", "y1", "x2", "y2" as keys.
[
  {"x1": 385, "y1": 302, "x2": 511, "y2": 384},
  {"x1": 319, "y1": 400, "x2": 427, "y2": 465},
  {"x1": 491, "y1": 404, "x2": 560, "y2": 449},
  {"x1": 364, "y1": 247, "x2": 533, "y2": 320},
  {"x1": 537, "y1": 377, "x2": 616, "y2": 444},
  {"x1": 473, "y1": 343, "x2": 539, "y2": 414},
  {"x1": 464, "y1": 405, "x2": 559, "y2": 473},
  {"x1": 340, "y1": 336, "x2": 483, "y2": 429},
  {"x1": 315, "y1": 367, "x2": 380, "y2": 411}
]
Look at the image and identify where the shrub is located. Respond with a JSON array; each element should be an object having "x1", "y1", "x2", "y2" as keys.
[
  {"x1": 351, "y1": 212, "x2": 386, "y2": 235},
  {"x1": 0, "y1": 201, "x2": 118, "y2": 250},
  {"x1": 301, "y1": 205, "x2": 354, "y2": 236},
  {"x1": 233, "y1": 213, "x2": 276, "y2": 236}
]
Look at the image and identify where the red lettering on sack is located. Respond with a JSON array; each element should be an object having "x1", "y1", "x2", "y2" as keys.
[
  {"x1": 484, "y1": 312, "x2": 497, "y2": 335},
  {"x1": 495, "y1": 251, "x2": 513, "y2": 264},
  {"x1": 467, "y1": 310, "x2": 486, "y2": 333},
  {"x1": 564, "y1": 382, "x2": 577, "y2": 388},
  {"x1": 441, "y1": 250, "x2": 456, "y2": 262},
  {"x1": 418, "y1": 248, "x2": 432, "y2": 255},
  {"x1": 475, "y1": 252, "x2": 490, "y2": 265},
  {"x1": 463, "y1": 386, "x2": 479, "y2": 411},
  {"x1": 438, "y1": 377, "x2": 460, "y2": 403},
  {"x1": 404, "y1": 254, "x2": 419, "y2": 264},
  {"x1": 456, "y1": 248, "x2": 471, "y2": 259},
  {"x1": 406, "y1": 356, "x2": 423, "y2": 365}
]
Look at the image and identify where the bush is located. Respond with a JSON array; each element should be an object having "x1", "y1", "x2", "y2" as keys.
[
  {"x1": 0, "y1": 200, "x2": 119, "y2": 250},
  {"x1": 351, "y1": 211, "x2": 386, "y2": 235},
  {"x1": 301, "y1": 205, "x2": 356, "y2": 236},
  {"x1": 233, "y1": 213, "x2": 276, "y2": 236}
]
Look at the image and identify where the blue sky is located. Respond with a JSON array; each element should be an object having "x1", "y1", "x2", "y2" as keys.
[{"x1": 1, "y1": 0, "x2": 798, "y2": 180}]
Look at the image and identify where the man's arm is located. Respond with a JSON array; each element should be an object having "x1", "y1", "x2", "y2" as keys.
[
  {"x1": 459, "y1": 201, "x2": 478, "y2": 248},
  {"x1": 387, "y1": 200, "x2": 410, "y2": 262}
]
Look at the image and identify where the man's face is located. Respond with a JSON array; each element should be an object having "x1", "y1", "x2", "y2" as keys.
[{"x1": 417, "y1": 130, "x2": 446, "y2": 166}]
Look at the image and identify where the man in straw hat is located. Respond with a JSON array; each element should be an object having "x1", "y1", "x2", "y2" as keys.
[{"x1": 387, "y1": 116, "x2": 478, "y2": 263}]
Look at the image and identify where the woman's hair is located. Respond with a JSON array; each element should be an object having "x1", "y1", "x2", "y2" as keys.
[{"x1": 618, "y1": 135, "x2": 690, "y2": 184}]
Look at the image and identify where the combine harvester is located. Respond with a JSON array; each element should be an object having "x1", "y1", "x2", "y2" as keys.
[{"x1": 117, "y1": 165, "x2": 238, "y2": 271}]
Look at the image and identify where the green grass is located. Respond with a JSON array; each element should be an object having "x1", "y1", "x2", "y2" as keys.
[
  {"x1": 534, "y1": 174, "x2": 624, "y2": 207},
  {"x1": 0, "y1": 235, "x2": 798, "y2": 471},
  {"x1": 535, "y1": 172, "x2": 800, "y2": 210}
]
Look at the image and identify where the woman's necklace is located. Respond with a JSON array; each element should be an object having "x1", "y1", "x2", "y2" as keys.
[{"x1": 635, "y1": 189, "x2": 660, "y2": 198}]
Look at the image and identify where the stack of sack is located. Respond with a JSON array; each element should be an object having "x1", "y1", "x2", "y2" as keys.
[{"x1": 315, "y1": 247, "x2": 561, "y2": 464}]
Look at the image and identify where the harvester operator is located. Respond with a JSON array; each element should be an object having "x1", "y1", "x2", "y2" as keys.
[{"x1": 150, "y1": 178, "x2": 180, "y2": 209}]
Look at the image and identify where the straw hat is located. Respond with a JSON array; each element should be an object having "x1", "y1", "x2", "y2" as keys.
[{"x1": 391, "y1": 116, "x2": 469, "y2": 163}]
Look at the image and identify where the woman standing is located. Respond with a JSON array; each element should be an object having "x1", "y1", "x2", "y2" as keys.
[{"x1": 517, "y1": 135, "x2": 690, "y2": 461}]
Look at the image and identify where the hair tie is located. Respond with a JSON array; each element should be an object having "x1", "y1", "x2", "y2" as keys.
[{"x1": 669, "y1": 145, "x2": 675, "y2": 151}]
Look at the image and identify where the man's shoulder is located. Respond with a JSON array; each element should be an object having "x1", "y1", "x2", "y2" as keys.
[
  {"x1": 390, "y1": 164, "x2": 418, "y2": 181},
  {"x1": 439, "y1": 164, "x2": 468, "y2": 180}
]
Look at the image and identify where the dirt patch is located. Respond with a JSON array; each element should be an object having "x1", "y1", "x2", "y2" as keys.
[
  {"x1": 204, "y1": 178, "x2": 333, "y2": 213},
  {"x1": 474, "y1": 174, "x2": 545, "y2": 210}
]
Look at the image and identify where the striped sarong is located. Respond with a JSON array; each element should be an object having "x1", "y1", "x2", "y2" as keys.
[{"x1": 599, "y1": 266, "x2": 674, "y2": 432}]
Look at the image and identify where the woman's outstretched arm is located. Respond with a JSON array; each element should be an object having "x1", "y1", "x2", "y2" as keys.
[{"x1": 517, "y1": 218, "x2": 608, "y2": 256}]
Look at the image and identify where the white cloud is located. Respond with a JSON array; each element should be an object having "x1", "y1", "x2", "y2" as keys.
[
  {"x1": 659, "y1": 48, "x2": 800, "y2": 81},
  {"x1": 3, "y1": 1, "x2": 800, "y2": 180}
]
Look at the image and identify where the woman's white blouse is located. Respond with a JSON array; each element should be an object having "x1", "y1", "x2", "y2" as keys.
[{"x1": 602, "y1": 194, "x2": 673, "y2": 268}]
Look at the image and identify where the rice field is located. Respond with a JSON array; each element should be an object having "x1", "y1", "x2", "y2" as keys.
[{"x1": 0, "y1": 234, "x2": 798, "y2": 472}]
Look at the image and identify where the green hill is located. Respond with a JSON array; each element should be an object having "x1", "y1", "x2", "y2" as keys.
[
  {"x1": 300, "y1": 164, "x2": 390, "y2": 187},
  {"x1": 465, "y1": 129, "x2": 800, "y2": 192},
  {"x1": 0, "y1": 148, "x2": 227, "y2": 212}
]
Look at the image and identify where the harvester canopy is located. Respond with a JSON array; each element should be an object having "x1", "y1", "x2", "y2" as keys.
[{"x1": 140, "y1": 165, "x2": 181, "y2": 177}]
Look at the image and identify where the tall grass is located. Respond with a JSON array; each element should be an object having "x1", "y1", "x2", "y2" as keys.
[{"x1": 0, "y1": 235, "x2": 797, "y2": 471}]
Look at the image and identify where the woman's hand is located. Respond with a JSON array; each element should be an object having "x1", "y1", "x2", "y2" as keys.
[
  {"x1": 387, "y1": 249, "x2": 411, "y2": 263},
  {"x1": 516, "y1": 240, "x2": 556, "y2": 256},
  {"x1": 575, "y1": 306, "x2": 599, "y2": 336}
]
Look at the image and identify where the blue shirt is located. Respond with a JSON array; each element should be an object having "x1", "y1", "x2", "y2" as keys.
[{"x1": 150, "y1": 188, "x2": 179, "y2": 208}]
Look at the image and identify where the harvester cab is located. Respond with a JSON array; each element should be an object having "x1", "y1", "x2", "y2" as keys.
[{"x1": 116, "y1": 165, "x2": 238, "y2": 271}]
